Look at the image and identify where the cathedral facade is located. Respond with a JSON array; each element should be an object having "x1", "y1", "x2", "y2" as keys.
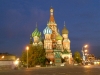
[{"x1": 31, "y1": 7, "x2": 72, "y2": 65}]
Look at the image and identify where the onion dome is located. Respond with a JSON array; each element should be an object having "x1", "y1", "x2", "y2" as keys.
[
  {"x1": 62, "y1": 24, "x2": 68, "y2": 34},
  {"x1": 43, "y1": 26, "x2": 52, "y2": 34},
  {"x1": 56, "y1": 33, "x2": 63, "y2": 40},
  {"x1": 32, "y1": 28, "x2": 41, "y2": 37}
]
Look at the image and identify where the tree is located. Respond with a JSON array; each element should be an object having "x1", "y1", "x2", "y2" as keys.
[
  {"x1": 20, "y1": 44, "x2": 46, "y2": 67},
  {"x1": 73, "y1": 51, "x2": 82, "y2": 63},
  {"x1": 20, "y1": 50, "x2": 27, "y2": 66},
  {"x1": 33, "y1": 45, "x2": 46, "y2": 66}
]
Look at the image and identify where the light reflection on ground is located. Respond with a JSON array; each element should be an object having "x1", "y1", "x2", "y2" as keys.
[{"x1": 83, "y1": 65, "x2": 91, "y2": 68}]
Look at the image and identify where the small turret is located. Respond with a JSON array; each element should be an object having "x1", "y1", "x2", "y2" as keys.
[
  {"x1": 43, "y1": 26, "x2": 52, "y2": 34},
  {"x1": 43, "y1": 26, "x2": 52, "y2": 40},
  {"x1": 32, "y1": 28, "x2": 41, "y2": 37},
  {"x1": 62, "y1": 22, "x2": 68, "y2": 34},
  {"x1": 32, "y1": 24, "x2": 41, "y2": 44}
]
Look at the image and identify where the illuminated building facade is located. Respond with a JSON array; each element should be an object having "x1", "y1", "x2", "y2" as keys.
[{"x1": 31, "y1": 7, "x2": 72, "y2": 65}]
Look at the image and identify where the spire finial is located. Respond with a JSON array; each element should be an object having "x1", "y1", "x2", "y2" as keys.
[
  {"x1": 36, "y1": 22, "x2": 37, "y2": 28},
  {"x1": 64, "y1": 21, "x2": 66, "y2": 27},
  {"x1": 51, "y1": 4, "x2": 52, "y2": 7},
  {"x1": 50, "y1": 6, "x2": 53, "y2": 13}
]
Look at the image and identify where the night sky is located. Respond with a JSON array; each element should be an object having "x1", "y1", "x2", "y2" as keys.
[{"x1": 0, "y1": 0, "x2": 100, "y2": 57}]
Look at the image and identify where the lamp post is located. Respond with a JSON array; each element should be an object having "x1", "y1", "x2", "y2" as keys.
[
  {"x1": 82, "y1": 45, "x2": 88, "y2": 65},
  {"x1": 26, "y1": 46, "x2": 29, "y2": 68}
]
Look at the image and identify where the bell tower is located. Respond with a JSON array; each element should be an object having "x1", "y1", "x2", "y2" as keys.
[{"x1": 47, "y1": 7, "x2": 58, "y2": 49}]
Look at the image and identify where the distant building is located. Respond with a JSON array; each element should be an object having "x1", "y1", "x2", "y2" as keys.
[
  {"x1": 85, "y1": 54, "x2": 100, "y2": 65},
  {"x1": 86, "y1": 54, "x2": 96, "y2": 62},
  {"x1": 0, "y1": 53, "x2": 16, "y2": 61},
  {"x1": 0, "y1": 53, "x2": 18, "y2": 69},
  {"x1": 30, "y1": 7, "x2": 73, "y2": 65},
  {"x1": 84, "y1": 54, "x2": 96, "y2": 65}
]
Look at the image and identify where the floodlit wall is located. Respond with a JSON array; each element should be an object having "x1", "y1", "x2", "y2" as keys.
[
  {"x1": 0, "y1": 61, "x2": 16, "y2": 69},
  {"x1": 0, "y1": 61, "x2": 14, "y2": 65},
  {"x1": 0, "y1": 55, "x2": 16, "y2": 61}
]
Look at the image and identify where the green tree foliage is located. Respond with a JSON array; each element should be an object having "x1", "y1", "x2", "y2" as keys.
[
  {"x1": 20, "y1": 50, "x2": 27, "y2": 65},
  {"x1": 20, "y1": 44, "x2": 46, "y2": 67},
  {"x1": 73, "y1": 51, "x2": 82, "y2": 63}
]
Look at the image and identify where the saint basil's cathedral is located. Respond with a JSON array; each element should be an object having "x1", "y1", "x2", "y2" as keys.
[{"x1": 31, "y1": 7, "x2": 73, "y2": 65}]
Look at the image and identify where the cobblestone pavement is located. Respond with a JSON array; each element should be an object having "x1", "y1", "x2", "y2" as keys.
[{"x1": 0, "y1": 65, "x2": 100, "y2": 75}]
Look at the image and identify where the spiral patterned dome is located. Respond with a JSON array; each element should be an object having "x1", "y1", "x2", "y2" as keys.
[
  {"x1": 43, "y1": 26, "x2": 52, "y2": 34},
  {"x1": 56, "y1": 33, "x2": 63, "y2": 40},
  {"x1": 32, "y1": 28, "x2": 41, "y2": 37}
]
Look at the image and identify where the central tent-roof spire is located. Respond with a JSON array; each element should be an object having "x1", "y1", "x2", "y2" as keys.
[{"x1": 49, "y1": 6, "x2": 55, "y2": 22}]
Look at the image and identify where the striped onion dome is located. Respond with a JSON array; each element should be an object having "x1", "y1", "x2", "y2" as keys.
[
  {"x1": 56, "y1": 33, "x2": 63, "y2": 40},
  {"x1": 43, "y1": 26, "x2": 52, "y2": 34},
  {"x1": 32, "y1": 28, "x2": 41, "y2": 37}
]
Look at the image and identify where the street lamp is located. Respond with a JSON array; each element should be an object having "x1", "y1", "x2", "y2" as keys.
[
  {"x1": 84, "y1": 50, "x2": 88, "y2": 52},
  {"x1": 1, "y1": 56, "x2": 4, "y2": 59},
  {"x1": 26, "y1": 46, "x2": 29, "y2": 68},
  {"x1": 84, "y1": 45, "x2": 88, "y2": 48},
  {"x1": 82, "y1": 45, "x2": 88, "y2": 65}
]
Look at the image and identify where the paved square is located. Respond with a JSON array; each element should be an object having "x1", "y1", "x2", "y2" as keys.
[{"x1": 0, "y1": 65, "x2": 100, "y2": 75}]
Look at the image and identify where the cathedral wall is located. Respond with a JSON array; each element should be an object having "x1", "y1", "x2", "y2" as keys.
[
  {"x1": 61, "y1": 54, "x2": 71, "y2": 59},
  {"x1": 44, "y1": 40, "x2": 52, "y2": 49},
  {"x1": 62, "y1": 34, "x2": 68, "y2": 39},
  {"x1": 45, "y1": 34, "x2": 51, "y2": 39},
  {"x1": 57, "y1": 40, "x2": 62, "y2": 44},
  {"x1": 63, "y1": 42, "x2": 70, "y2": 50},
  {"x1": 33, "y1": 36, "x2": 39, "y2": 43}
]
